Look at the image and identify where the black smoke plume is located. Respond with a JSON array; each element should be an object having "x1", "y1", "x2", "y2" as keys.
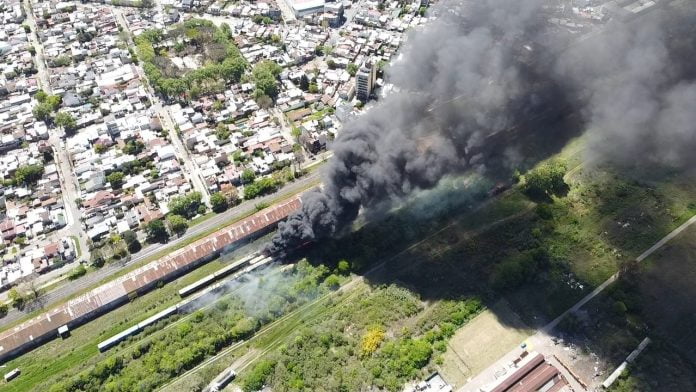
[{"x1": 267, "y1": 0, "x2": 696, "y2": 254}]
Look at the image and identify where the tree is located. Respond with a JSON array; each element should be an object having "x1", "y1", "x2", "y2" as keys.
[
  {"x1": 337, "y1": 260, "x2": 351, "y2": 275},
  {"x1": 361, "y1": 326, "x2": 386, "y2": 356},
  {"x1": 244, "y1": 177, "x2": 280, "y2": 199},
  {"x1": 167, "y1": 191, "x2": 203, "y2": 219},
  {"x1": 94, "y1": 143, "x2": 108, "y2": 154},
  {"x1": 122, "y1": 139, "x2": 145, "y2": 155},
  {"x1": 215, "y1": 124, "x2": 231, "y2": 141},
  {"x1": 242, "y1": 360, "x2": 276, "y2": 392},
  {"x1": 347, "y1": 63, "x2": 359, "y2": 76},
  {"x1": 52, "y1": 55, "x2": 71, "y2": 67},
  {"x1": 291, "y1": 126, "x2": 302, "y2": 141},
  {"x1": 46, "y1": 94, "x2": 62, "y2": 110},
  {"x1": 299, "y1": 74, "x2": 310, "y2": 91},
  {"x1": 0, "y1": 303, "x2": 8, "y2": 318},
  {"x1": 326, "y1": 59, "x2": 336, "y2": 69},
  {"x1": 232, "y1": 150, "x2": 247, "y2": 163},
  {"x1": 325, "y1": 274, "x2": 340, "y2": 290},
  {"x1": 254, "y1": 77, "x2": 278, "y2": 99},
  {"x1": 55, "y1": 111, "x2": 77, "y2": 133},
  {"x1": 35, "y1": 89, "x2": 48, "y2": 103},
  {"x1": 8, "y1": 288, "x2": 25, "y2": 309},
  {"x1": 106, "y1": 171, "x2": 125, "y2": 189},
  {"x1": 122, "y1": 230, "x2": 141, "y2": 253},
  {"x1": 253, "y1": 60, "x2": 282, "y2": 99},
  {"x1": 167, "y1": 214, "x2": 188, "y2": 235},
  {"x1": 33, "y1": 102, "x2": 53, "y2": 121},
  {"x1": 15, "y1": 164, "x2": 44, "y2": 185},
  {"x1": 308, "y1": 83, "x2": 318, "y2": 94},
  {"x1": 241, "y1": 169, "x2": 256, "y2": 184},
  {"x1": 145, "y1": 219, "x2": 168, "y2": 243},
  {"x1": 521, "y1": 161, "x2": 568, "y2": 201},
  {"x1": 210, "y1": 192, "x2": 229, "y2": 213},
  {"x1": 212, "y1": 100, "x2": 224, "y2": 112}
]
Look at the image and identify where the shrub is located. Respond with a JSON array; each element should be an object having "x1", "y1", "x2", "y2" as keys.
[{"x1": 68, "y1": 264, "x2": 87, "y2": 280}]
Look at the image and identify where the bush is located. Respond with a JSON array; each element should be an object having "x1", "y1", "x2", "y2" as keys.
[
  {"x1": 337, "y1": 259, "x2": 351, "y2": 275},
  {"x1": 324, "y1": 274, "x2": 340, "y2": 290},
  {"x1": 242, "y1": 359, "x2": 276, "y2": 392},
  {"x1": 8, "y1": 288, "x2": 25, "y2": 309},
  {"x1": 244, "y1": 177, "x2": 280, "y2": 199},
  {"x1": 360, "y1": 326, "x2": 386, "y2": 356},
  {"x1": 613, "y1": 300, "x2": 628, "y2": 316},
  {"x1": 490, "y1": 249, "x2": 547, "y2": 291},
  {"x1": 68, "y1": 264, "x2": 87, "y2": 280}
]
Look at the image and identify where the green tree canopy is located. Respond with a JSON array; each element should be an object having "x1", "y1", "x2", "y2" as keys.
[
  {"x1": 33, "y1": 102, "x2": 53, "y2": 121},
  {"x1": 46, "y1": 94, "x2": 62, "y2": 110},
  {"x1": 122, "y1": 139, "x2": 145, "y2": 155},
  {"x1": 241, "y1": 169, "x2": 256, "y2": 184},
  {"x1": 106, "y1": 171, "x2": 125, "y2": 189},
  {"x1": 145, "y1": 219, "x2": 168, "y2": 243},
  {"x1": 215, "y1": 124, "x2": 231, "y2": 141},
  {"x1": 521, "y1": 161, "x2": 568, "y2": 201},
  {"x1": 167, "y1": 191, "x2": 203, "y2": 219},
  {"x1": 122, "y1": 230, "x2": 141, "y2": 253},
  {"x1": 55, "y1": 111, "x2": 77, "y2": 132},
  {"x1": 35, "y1": 89, "x2": 48, "y2": 103},
  {"x1": 15, "y1": 164, "x2": 44, "y2": 185},
  {"x1": 210, "y1": 192, "x2": 229, "y2": 213},
  {"x1": 166, "y1": 214, "x2": 188, "y2": 235}
]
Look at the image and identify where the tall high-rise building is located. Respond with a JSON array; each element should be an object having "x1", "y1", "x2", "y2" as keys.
[{"x1": 355, "y1": 60, "x2": 376, "y2": 102}]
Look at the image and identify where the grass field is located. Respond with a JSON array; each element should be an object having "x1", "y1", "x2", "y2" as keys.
[{"x1": 440, "y1": 300, "x2": 532, "y2": 387}]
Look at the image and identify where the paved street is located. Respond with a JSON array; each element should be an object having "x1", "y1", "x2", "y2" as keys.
[
  {"x1": 114, "y1": 9, "x2": 212, "y2": 206},
  {"x1": 22, "y1": 0, "x2": 91, "y2": 262}
]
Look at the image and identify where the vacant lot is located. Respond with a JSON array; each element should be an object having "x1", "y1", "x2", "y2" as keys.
[
  {"x1": 441, "y1": 299, "x2": 532, "y2": 387},
  {"x1": 637, "y1": 224, "x2": 696, "y2": 360},
  {"x1": 554, "y1": 224, "x2": 696, "y2": 392}
]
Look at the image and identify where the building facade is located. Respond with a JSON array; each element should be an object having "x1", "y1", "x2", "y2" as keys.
[{"x1": 356, "y1": 60, "x2": 376, "y2": 101}]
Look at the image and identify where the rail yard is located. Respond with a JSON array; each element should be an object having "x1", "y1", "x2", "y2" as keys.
[{"x1": 0, "y1": 197, "x2": 300, "y2": 364}]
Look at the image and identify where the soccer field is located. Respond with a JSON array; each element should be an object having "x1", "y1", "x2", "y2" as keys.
[{"x1": 440, "y1": 299, "x2": 532, "y2": 388}]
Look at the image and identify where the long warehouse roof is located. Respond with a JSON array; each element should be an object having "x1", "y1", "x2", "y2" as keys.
[{"x1": 0, "y1": 196, "x2": 302, "y2": 361}]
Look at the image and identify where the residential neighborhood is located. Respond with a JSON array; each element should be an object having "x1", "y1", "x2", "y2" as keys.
[{"x1": 0, "y1": 0, "x2": 431, "y2": 306}]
